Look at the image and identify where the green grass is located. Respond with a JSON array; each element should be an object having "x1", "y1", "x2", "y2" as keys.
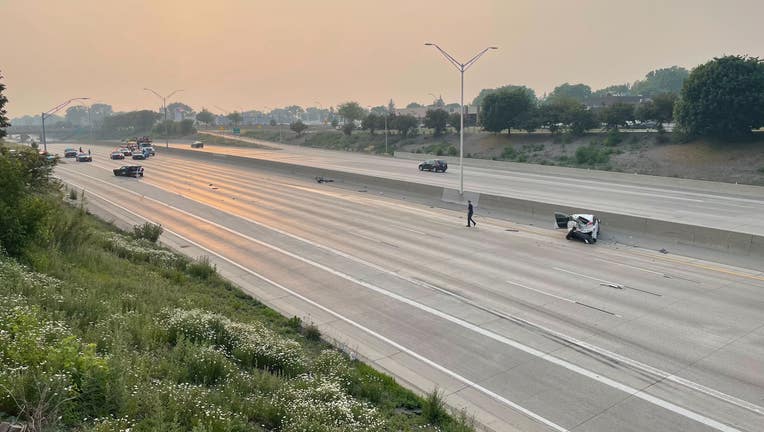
[
  {"x1": 0, "y1": 200, "x2": 474, "y2": 431},
  {"x1": 198, "y1": 133, "x2": 273, "y2": 149}
]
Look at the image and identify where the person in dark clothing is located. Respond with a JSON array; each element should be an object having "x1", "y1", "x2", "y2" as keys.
[
  {"x1": 467, "y1": 200, "x2": 476, "y2": 227},
  {"x1": 79, "y1": 147, "x2": 83, "y2": 153}
]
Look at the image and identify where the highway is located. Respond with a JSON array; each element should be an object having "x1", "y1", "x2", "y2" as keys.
[
  {"x1": 189, "y1": 131, "x2": 764, "y2": 238},
  {"x1": 50, "y1": 143, "x2": 764, "y2": 432}
]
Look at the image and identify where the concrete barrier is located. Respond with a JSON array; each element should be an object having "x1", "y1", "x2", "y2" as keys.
[{"x1": 160, "y1": 146, "x2": 764, "y2": 261}]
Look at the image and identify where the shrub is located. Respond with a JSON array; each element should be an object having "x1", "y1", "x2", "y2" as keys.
[
  {"x1": 447, "y1": 145, "x2": 458, "y2": 156},
  {"x1": 422, "y1": 388, "x2": 448, "y2": 425},
  {"x1": 575, "y1": 145, "x2": 610, "y2": 165},
  {"x1": 132, "y1": 222, "x2": 163, "y2": 243},
  {"x1": 302, "y1": 323, "x2": 321, "y2": 342},
  {"x1": 604, "y1": 129, "x2": 623, "y2": 146},
  {"x1": 187, "y1": 256, "x2": 216, "y2": 280},
  {"x1": 501, "y1": 146, "x2": 517, "y2": 160},
  {"x1": 758, "y1": 167, "x2": 764, "y2": 174},
  {"x1": 68, "y1": 188, "x2": 78, "y2": 200}
]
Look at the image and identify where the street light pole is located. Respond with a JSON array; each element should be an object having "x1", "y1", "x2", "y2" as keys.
[
  {"x1": 144, "y1": 88, "x2": 183, "y2": 148},
  {"x1": 425, "y1": 43, "x2": 497, "y2": 195},
  {"x1": 40, "y1": 97, "x2": 90, "y2": 153}
]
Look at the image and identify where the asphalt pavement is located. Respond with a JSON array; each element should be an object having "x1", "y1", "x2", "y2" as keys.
[{"x1": 50, "y1": 143, "x2": 764, "y2": 432}]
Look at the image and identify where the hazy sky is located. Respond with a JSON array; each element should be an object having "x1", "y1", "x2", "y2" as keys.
[{"x1": 2, "y1": 0, "x2": 763, "y2": 117}]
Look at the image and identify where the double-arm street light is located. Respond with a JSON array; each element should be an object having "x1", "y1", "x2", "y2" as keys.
[
  {"x1": 41, "y1": 97, "x2": 89, "y2": 152},
  {"x1": 144, "y1": 88, "x2": 183, "y2": 148},
  {"x1": 425, "y1": 43, "x2": 497, "y2": 195}
]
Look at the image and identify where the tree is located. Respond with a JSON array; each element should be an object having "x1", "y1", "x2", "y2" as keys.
[
  {"x1": 448, "y1": 112, "x2": 462, "y2": 133},
  {"x1": 473, "y1": 85, "x2": 537, "y2": 107},
  {"x1": 341, "y1": 122, "x2": 355, "y2": 136},
  {"x1": 424, "y1": 109, "x2": 449, "y2": 136},
  {"x1": 675, "y1": 56, "x2": 764, "y2": 140},
  {"x1": 599, "y1": 103, "x2": 635, "y2": 129},
  {"x1": 0, "y1": 145, "x2": 57, "y2": 256},
  {"x1": 362, "y1": 113, "x2": 379, "y2": 135},
  {"x1": 565, "y1": 104, "x2": 598, "y2": 136},
  {"x1": 592, "y1": 84, "x2": 632, "y2": 97},
  {"x1": 89, "y1": 103, "x2": 112, "y2": 126},
  {"x1": 196, "y1": 108, "x2": 215, "y2": 126},
  {"x1": 651, "y1": 93, "x2": 677, "y2": 127},
  {"x1": 547, "y1": 83, "x2": 592, "y2": 103},
  {"x1": 178, "y1": 119, "x2": 196, "y2": 135},
  {"x1": 101, "y1": 110, "x2": 160, "y2": 136},
  {"x1": 0, "y1": 73, "x2": 10, "y2": 139},
  {"x1": 290, "y1": 120, "x2": 308, "y2": 136},
  {"x1": 406, "y1": 102, "x2": 423, "y2": 108},
  {"x1": 391, "y1": 114, "x2": 418, "y2": 137},
  {"x1": 480, "y1": 87, "x2": 536, "y2": 135},
  {"x1": 65, "y1": 106, "x2": 88, "y2": 126},
  {"x1": 270, "y1": 118, "x2": 277, "y2": 127},
  {"x1": 226, "y1": 111, "x2": 242, "y2": 126},
  {"x1": 337, "y1": 102, "x2": 365, "y2": 123},
  {"x1": 632, "y1": 66, "x2": 689, "y2": 96},
  {"x1": 167, "y1": 102, "x2": 194, "y2": 119}
]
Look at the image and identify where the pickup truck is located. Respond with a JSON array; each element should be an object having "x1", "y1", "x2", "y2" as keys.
[{"x1": 113, "y1": 165, "x2": 144, "y2": 178}]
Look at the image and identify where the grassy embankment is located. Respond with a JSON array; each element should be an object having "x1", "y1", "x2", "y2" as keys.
[{"x1": 0, "y1": 143, "x2": 474, "y2": 432}]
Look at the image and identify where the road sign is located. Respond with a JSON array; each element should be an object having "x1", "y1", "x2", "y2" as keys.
[{"x1": 233, "y1": 128, "x2": 240, "y2": 135}]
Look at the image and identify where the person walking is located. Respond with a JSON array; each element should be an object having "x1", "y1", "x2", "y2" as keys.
[
  {"x1": 467, "y1": 200, "x2": 477, "y2": 227},
  {"x1": 87, "y1": 149, "x2": 91, "y2": 156}
]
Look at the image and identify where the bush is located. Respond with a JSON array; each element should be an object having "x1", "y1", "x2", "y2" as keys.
[
  {"x1": 302, "y1": 323, "x2": 321, "y2": 342},
  {"x1": 132, "y1": 222, "x2": 163, "y2": 243},
  {"x1": 604, "y1": 129, "x2": 623, "y2": 146},
  {"x1": 447, "y1": 145, "x2": 458, "y2": 156},
  {"x1": 423, "y1": 388, "x2": 448, "y2": 425},
  {"x1": 758, "y1": 167, "x2": 764, "y2": 174},
  {"x1": 575, "y1": 145, "x2": 610, "y2": 165},
  {"x1": 501, "y1": 146, "x2": 517, "y2": 160},
  {"x1": 68, "y1": 188, "x2": 78, "y2": 200},
  {"x1": 187, "y1": 255, "x2": 216, "y2": 280}
]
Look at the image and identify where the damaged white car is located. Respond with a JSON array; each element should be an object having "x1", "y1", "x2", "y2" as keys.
[{"x1": 555, "y1": 213, "x2": 601, "y2": 244}]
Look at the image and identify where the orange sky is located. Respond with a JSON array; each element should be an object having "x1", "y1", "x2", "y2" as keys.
[{"x1": 2, "y1": 0, "x2": 763, "y2": 117}]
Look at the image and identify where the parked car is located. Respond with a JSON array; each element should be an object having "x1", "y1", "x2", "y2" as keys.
[
  {"x1": 191, "y1": 141, "x2": 204, "y2": 148},
  {"x1": 555, "y1": 213, "x2": 601, "y2": 244},
  {"x1": 110, "y1": 151, "x2": 125, "y2": 160},
  {"x1": 113, "y1": 165, "x2": 144, "y2": 177},
  {"x1": 76, "y1": 153, "x2": 92, "y2": 162},
  {"x1": 418, "y1": 159, "x2": 448, "y2": 173},
  {"x1": 119, "y1": 147, "x2": 132, "y2": 157},
  {"x1": 132, "y1": 151, "x2": 146, "y2": 160},
  {"x1": 64, "y1": 148, "x2": 78, "y2": 158}
]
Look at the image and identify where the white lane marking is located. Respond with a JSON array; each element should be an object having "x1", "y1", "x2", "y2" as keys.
[
  {"x1": 505, "y1": 280, "x2": 622, "y2": 317},
  {"x1": 59, "y1": 170, "x2": 755, "y2": 430},
  {"x1": 592, "y1": 257, "x2": 667, "y2": 276},
  {"x1": 66, "y1": 183, "x2": 568, "y2": 432},
  {"x1": 555, "y1": 267, "x2": 664, "y2": 297},
  {"x1": 65, "y1": 164, "x2": 764, "y2": 415}
]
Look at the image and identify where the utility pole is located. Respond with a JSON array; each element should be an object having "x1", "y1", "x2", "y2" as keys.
[
  {"x1": 144, "y1": 88, "x2": 183, "y2": 148},
  {"x1": 425, "y1": 43, "x2": 497, "y2": 195},
  {"x1": 40, "y1": 97, "x2": 89, "y2": 153}
]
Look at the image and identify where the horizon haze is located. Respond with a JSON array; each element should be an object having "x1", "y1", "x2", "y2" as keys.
[{"x1": 2, "y1": 0, "x2": 763, "y2": 117}]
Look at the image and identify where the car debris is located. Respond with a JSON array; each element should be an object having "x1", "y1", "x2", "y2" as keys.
[{"x1": 315, "y1": 176, "x2": 334, "y2": 184}]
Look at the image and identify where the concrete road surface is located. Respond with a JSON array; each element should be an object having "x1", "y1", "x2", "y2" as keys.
[
  {"x1": 51, "y1": 143, "x2": 764, "y2": 432},
  {"x1": 191, "y1": 131, "x2": 764, "y2": 238}
]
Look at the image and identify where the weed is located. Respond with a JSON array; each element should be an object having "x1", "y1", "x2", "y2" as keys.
[
  {"x1": 68, "y1": 189, "x2": 78, "y2": 200},
  {"x1": 501, "y1": 146, "x2": 517, "y2": 160},
  {"x1": 302, "y1": 322, "x2": 322, "y2": 342},
  {"x1": 132, "y1": 222, "x2": 163, "y2": 243},
  {"x1": 575, "y1": 145, "x2": 610, "y2": 165},
  {"x1": 604, "y1": 129, "x2": 623, "y2": 147},
  {"x1": 423, "y1": 388, "x2": 448, "y2": 425},
  {"x1": 187, "y1": 256, "x2": 216, "y2": 280}
]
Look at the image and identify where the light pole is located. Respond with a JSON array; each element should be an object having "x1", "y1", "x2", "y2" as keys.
[
  {"x1": 40, "y1": 97, "x2": 89, "y2": 153},
  {"x1": 144, "y1": 88, "x2": 183, "y2": 148},
  {"x1": 425, "y1": 43, "x2": 497, "y2": 195}
]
